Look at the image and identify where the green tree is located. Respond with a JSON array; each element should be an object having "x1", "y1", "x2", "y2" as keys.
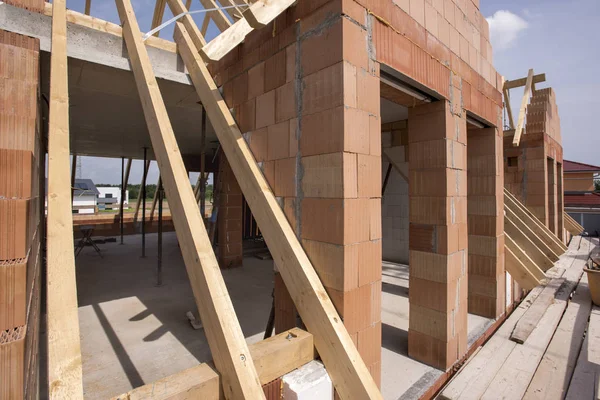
[{"x1": 595, "y1": 179, "x2": 600, "y2": 191}]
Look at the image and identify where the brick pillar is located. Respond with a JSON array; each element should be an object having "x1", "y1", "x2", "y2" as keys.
[
  {"x1": 408, "y1": 100, "x2": 468, "y2": 370},
  {"x1": 217, "y1": 155, "x2": 243, "y2": 268},
  {"x1": 467, "y1": 127, "x2": 505, "y2": 319}
]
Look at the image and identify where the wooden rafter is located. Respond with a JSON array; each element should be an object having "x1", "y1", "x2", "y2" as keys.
[
  {"x1": 503, "y1": 88, "x2": 515, "y2": 130},
  {"x1": 242, "y1": 0, "x2": 294, "y2": 28},
  {"x1": 166, "y1": 0, "x2": 207, "y2": 49},
  {"x1": 511, "y1": 68, "x2": 534, "y2": 146},
  {"x1": 115, "y1": 1, "x2": 265, "y2": 398},
  {"x1": 505, "y1": 211, "x2": 554, "y2": 271},
  {"x1": 564, "y1": 212, "x2": 584, "y2": 235},
  {"x1": 84, "y1": 0, "x2": 91, "y2": 15},
  {"x1": 151, "y1": 0, "x2": 168, "y2": 37},
  {"x1": 47, "y1": 0, "x2": 84, "y2": 398},
  {"x1": 505, "y1": 205, "x2": 561, "y2": 262},
  {"x1": 198, "y1": 0, "x2": 231, "y2": 31},
  {"x1": 173, "y1": 20, "x2": 383, "y2": 399}
]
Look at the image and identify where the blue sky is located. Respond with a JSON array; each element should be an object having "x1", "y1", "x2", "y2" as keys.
[{"x1": 62, "y1": 0, "x2": 600, "y2": 183}]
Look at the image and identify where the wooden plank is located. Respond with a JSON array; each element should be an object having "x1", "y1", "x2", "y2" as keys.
[
  {"x1": 482, "y1": 239, "x2": 592, "y2": 399},
  {"x1": 243, "y1": 0, "x2": 296, "y2": 28},
  {"x1": 505, "y1": 204, "x2": 561, "y2": 262},
  {"x1": 524, "y1": 273, "x2": 592, "y2": 400},
  {"x1": 43, "y1": 3, "x2": 177, "y2": 53},
  {"x1": 503, "y1": 88, "x2": 515, "y2": 130},
  {"x1": 201, "y1": 0, "x2": 294, "y2": 61},
  {"x1": 439, "y1": 285, "x2": 546, "y2": 399},
  {"x1": 173, "y1": 22, "x2": 383, "y2": 400},
  {"x1": 565, "y1": 305, "x2": 600, "y2": 400},
  {"x1": 510, "y1": 278, "x2": 565, "y2": 344},
  {"x1": 115, "y1": 1, "x2": 265, "y2": 398},
  {"x1": 504, "y1": 73, "x2": 546, "y2": 90},
  {"x1": 504, "y1": 189, "x2": 567, "y2": 254},
  {"x1": 151, "y1": 0, "x2": 168, "y2": 37},
  {"x1": 46, "y1": 0, "x2": 84, "y2": 398},
  {"x1": 505, "y1": 233, "x2": 545, "y2": 288},
  {"x1": 506, "y1": 212, "x2": 554, "y2": 271},
  {"x1": 113, "y1": 328, "x2": 314, "y2": 400},
  {"x1": 512, "y1": 68, "x2": 534, "y2": 147}
]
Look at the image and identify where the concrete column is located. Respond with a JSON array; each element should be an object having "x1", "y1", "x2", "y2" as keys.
[
  {"x1": 467, "y1": 127, "x2": 505, "y2": 318},
  {"x1": 217, "y1": 155, "x2": 243, "y2": 268},
  {"x1": 408, "y1": 99, "x2": 468, "y2": 370}
]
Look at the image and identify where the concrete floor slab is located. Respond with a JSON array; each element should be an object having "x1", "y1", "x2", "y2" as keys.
[{"x1": 71, "y1": 234, "x2": 492, "y2": 399}]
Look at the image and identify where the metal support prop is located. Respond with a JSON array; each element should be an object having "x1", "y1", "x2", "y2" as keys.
[
  {"x1": 142, "y1": 147, "x2": 147, "y2": 258},
  {"x1": 157, "y1": 180, "x2": 164, "y2": 286},
  {"x1": 120, "y1": 156, "x2": 125, "y2": 244}
]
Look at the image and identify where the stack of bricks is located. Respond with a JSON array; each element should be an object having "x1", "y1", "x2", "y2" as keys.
[
  {"x1": 466, "y1": 127, "x2": 505, "y2": 318},
  {"x1": 381, "y1": 121, "x2": 409, "y2": 263},
  {"x1": 0, "y1": 29, "x2": 42, "y2": 399},
  {"x1": 370, "y1": 0, "x2": 503, "y2": 126},
  {"x1": 217, "y1": 156, "x2": 244, "y2": 268},
  {"x1": 208, "y1": 0, "x2": 383, "y2": 384},
  {"x1": 504, "y1": 87, "x2": 563, "y2": 236},
  {"x1": 407, "y1": 97, "x2": 469, "y2": 370}
]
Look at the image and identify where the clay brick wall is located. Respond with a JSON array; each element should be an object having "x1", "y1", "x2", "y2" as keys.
[
  {"x1": 207, "y1": 0, "x2": 382, "y2": 384},
  {"x1": 505, "y1": 88, "x2": 564, "y2": 236},
  {"x1": 370, "y1": 0, "x2": 502, "y2": 125},
  {"x1": 0, "y1": 30, "x2": 42, "y2": 399},
  {"x1": 217, "y1": 156, "x2": 243, "y2": 268}
]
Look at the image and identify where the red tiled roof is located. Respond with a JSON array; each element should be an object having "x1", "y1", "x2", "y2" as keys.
[
  {"x1": 564, "y1": 192, "x2": 600, "y2": 207},
  {"x1": 564, "y1": 160, "x2": 600, "y2": 172}
]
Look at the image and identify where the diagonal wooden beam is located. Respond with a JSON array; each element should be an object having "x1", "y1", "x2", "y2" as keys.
[
  {"x1": 151, "y1": 0, "x2": 168, "y2": 37},
  {"x1": 166, "y1": 0, "x2": 207, "y2": 49},
  {"x1": 47, "y1": 0, "x2": 84, "y2": 398},
  {"x1": 198, "y1": 0, "x2": 231, "y2": 31},
  {"x1": 173, "y1": 21, "x2": 383, "y2": 399},
  {"x1": 115, "y1": 1, "x2": 265, "y2": 398},
  {"x1": 505, "y1": 234, "x2": 544, "y2": 290},
  {"x1": 505, "y1": 211, "x2": 554, "y2": 271},
  {"x1": 512, "y1": 68, "x2": 534, "y2": 147}
]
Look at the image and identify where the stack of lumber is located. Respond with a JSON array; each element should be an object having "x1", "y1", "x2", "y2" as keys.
[
  {"x1": 440, "y1": 236, "x2": 595, "y2": 399},
  {"x1": 504, "y1": 188, "x2": 567, "y2": 289},
  {"x1": 0, "y1": 30, "x2": 43, "y2": 399}
]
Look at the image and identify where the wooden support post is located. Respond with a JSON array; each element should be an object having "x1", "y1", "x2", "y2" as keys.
[
  {"x1": 512, "y1": 68, "x2": 534, "y2": 147},
  {"x1": 173, "y1": 21, "x2": 382, "y2": 399},
  {"x1": 133, "y1": 159, "x2": 151, "y2": 221},
  {"x1": 47, "y1": 0, "x2": 84, "y2": 398},
  {"x1": 151, "y1": 0, "x2": 167, "y2": 37},
  {"x1": 115, "y1": 1, "x2": 265, "y2": 398}
]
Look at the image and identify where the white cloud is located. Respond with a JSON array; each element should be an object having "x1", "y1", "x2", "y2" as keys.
[{"x1": 486, "y1": 10, "x2": 528, "y2": 51}]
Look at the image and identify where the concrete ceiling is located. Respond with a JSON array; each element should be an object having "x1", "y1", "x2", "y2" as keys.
[{"x1": 40, "y1": 54, "x2": 219, "y2": 161}]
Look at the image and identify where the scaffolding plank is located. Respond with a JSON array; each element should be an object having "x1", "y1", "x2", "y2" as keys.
[
  {"x1": 173, "y1": 21, "x2": 382, "y2": 400},
  {"x1": 115, "y1": 1, "x2": 265, "y2": 398},
  {"x1": 46, "y1": 0, "x2": 84, "y2": 398}
]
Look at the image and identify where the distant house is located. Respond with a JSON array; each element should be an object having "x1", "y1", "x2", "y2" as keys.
[
  {"x1": 97, "y1": 187, "x2": 129, "y2": 210},
  {"x1": 564, "y1": 160, "x2": 600, "y2": 235},
  {"x1": 72, "y1": 179, "x2": 100, "y2": 214}
]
